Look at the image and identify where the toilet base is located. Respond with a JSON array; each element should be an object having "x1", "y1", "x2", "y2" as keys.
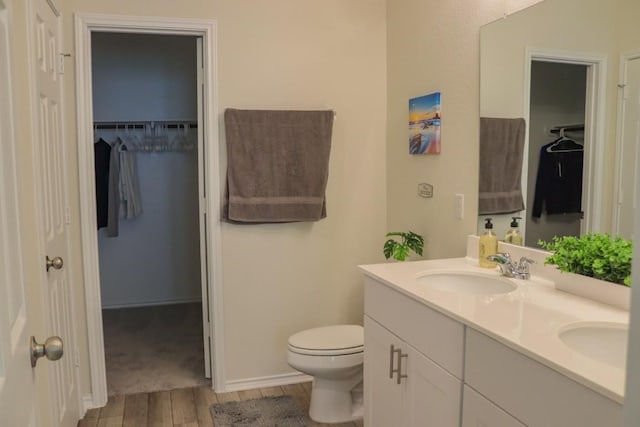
[{"x1": 308, "y1": 378, "x2": 364, "y2": 423}]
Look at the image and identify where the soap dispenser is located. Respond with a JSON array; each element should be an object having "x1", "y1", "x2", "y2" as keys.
[
  {"x1": 479, "y1": 218, "x2": 498, "y2": 268},
  {"x1": 505, "y1": 216, "x2": 523, "y2": 245}
]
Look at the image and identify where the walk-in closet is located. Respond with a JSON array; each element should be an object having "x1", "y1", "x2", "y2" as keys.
[
  {"x1": 91, "y1": 32, "x2": 209, "y2": 395},
  {"x1": 525, "y1": 60, "x2": 587, "y2": 246}
]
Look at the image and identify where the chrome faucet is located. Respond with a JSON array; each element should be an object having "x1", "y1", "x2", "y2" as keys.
[{"x1": 486, "y1": 253, "x2": 535, "y2": 279}]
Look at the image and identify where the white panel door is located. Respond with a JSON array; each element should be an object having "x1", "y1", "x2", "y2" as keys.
[
  {"x1": 406, "y1": 345, "x2": 461, "y2": 426},
  {"x1": 364, "y1": 315, "x2": 405, "y2": 427},
  {"x1": 616, "y1": 54, "x2": 640, "y2": 239},
  {"x1": 0, "y1": 1, "x2": 38, "y2": 425},
  {"x1": 29, "y1": 0, "x2": 79, "y2": 425}
]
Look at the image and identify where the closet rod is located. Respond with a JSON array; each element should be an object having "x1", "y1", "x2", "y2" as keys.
[{"x1": 94, "y1": 121, "x2": 198, "y2": 130}]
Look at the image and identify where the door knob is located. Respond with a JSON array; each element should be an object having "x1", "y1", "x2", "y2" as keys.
[
  {"x1": 46, "y1": 256, "x2": 64, "y2": 272},
  {"x1": 30, "y1": 336, "x2": 64, "y2": 367}
]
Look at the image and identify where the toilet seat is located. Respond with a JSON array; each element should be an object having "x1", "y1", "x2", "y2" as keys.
[{"x1": 288, "y1": 325, "x2": 364, "y2": 356}]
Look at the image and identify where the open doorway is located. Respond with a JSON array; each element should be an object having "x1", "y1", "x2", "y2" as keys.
[
  {"x1": 525, "y1": 60, "x2": 588, "y2": 246},
  {"x1": 519, "y1": 49, "x2": 607, "y2": 246},
  {"x1": 75, "y1": 15, "x2": 224, "y2": 409},
  {"x1": 91, "y1": 32, "x2": 209, "y2": 395}
]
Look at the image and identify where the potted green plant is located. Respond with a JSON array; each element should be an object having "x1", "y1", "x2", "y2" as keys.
[
  {"x1": 383, "y1": 231, "x2": 424, "y2": 261},
  {"x1": 538, "y1": 233, "x2": 632, "y2": 286}
]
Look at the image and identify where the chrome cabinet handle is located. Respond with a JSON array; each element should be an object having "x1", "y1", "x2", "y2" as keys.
[
  {"x1": 396, "y1": 351, "x2": 408, "y2": 384},
  {"x1": 390, "y1": 344, "x2": 407, "y2": 384},
  {"x1": 389, "y1": 344, "x2": 398, "y2": 379}
]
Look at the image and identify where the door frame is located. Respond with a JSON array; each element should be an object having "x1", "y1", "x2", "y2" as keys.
[
  {"x1": 74, "y1": 13, "x2": 225, "y2": 409},
  {"x1": 613, "y1": 49, "x2": 640, "y2": 236},
  {"x1": 523, "y1": 48, "x2": 607, "y2": 237}
]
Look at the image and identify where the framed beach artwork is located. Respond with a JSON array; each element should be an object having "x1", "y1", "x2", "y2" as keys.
[{"x1": 409, "y1": 92, "x2": 441, "y2": 154}]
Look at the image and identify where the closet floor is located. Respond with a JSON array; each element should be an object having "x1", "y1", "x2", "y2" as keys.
[{"x1": 103, "y1": 302, "x2": 210, "y2": 396}]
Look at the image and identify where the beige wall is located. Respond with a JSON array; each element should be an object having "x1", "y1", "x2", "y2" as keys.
[
  {"x1": 617, "y1": 0, "x2": 640, "y2": 53},
  {"x1": 59, "y1": 0, "x2": 387, "y2": 392},
  {"x1": 215, "y1": 1, "x2": 387, "y2": 382},
  {"x1": 386, "y1": 0, "x2": 505, "y2": 260}
]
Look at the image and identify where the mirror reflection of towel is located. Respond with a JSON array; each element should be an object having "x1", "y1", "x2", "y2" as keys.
[
  {"x1": 223, "y1": 109, "x2": 334, "y2": 223},
  {"x1": 478, "y1": 117, "x2": 526, "y2": 215}
]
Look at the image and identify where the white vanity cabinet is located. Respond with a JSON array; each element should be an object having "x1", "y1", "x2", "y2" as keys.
[
  {"x1": 465, "y1": 328, "x2": 623, "y2": 427},
  {"x1": 364, "y1": 277, "x2": 464, "y2": 426},
  {"x1": 363, "y1": 274, "x2": 624, "y2": 427}
]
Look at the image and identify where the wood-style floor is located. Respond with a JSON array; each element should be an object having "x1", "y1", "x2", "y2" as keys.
[{"x1": 77, "y1": 382, "x2": 364, "y2": 427}]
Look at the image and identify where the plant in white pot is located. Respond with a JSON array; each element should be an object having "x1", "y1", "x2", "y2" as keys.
[
  {"x1": 383, "y1": 231, "x2": 424, "y2": 261},
  {"x1": 538, "y1": 233, "x2": 632, "y2": 286}
]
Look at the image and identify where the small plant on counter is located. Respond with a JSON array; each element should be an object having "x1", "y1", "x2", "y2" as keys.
[
  {"x1": 383, "y1": 231, "x2": 424, "y2": 261},
  {"x1": 538, "y1": 234, "x2": 632, "y2": 286}
]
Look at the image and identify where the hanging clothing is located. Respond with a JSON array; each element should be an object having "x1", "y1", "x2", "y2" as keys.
[
  {"x1": 532, "y1": 141, "x2": 583, "y2": 218},
  {"x1": 104, "y1": 137, "x2": 143, "y2": 236},
  {"x1": 94, "y1": 138, "x2": 111, "y2": 229},
  {"x1": 106, "y1": 139, "x2": 122, "y2": 237},
  {"x1": 118, "y1": 144, "x2": 143, "y2": 219}
]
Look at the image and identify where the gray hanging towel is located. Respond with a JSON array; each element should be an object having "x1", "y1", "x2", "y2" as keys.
[
  {"x1": 478, "y1": 117, "x2": 526, "y2": 215},
  {"x1": 223, "y1": 109, "x2": 334, "y2": 223}
]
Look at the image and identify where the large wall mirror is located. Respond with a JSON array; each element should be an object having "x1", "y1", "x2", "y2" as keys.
[{"x1": 478, "y1": 0, "x2": 640, "y2": 247}]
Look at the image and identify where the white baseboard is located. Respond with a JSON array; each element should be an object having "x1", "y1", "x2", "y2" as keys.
[
  {"x1": 224, "y1": 372, "x2": 313, "y2": 393},
  {"x1": 101, "y1": 297, "x2": 202, "y2": 309},
  {"x1": 82, "y1": 394, "x2": 97, "y2": 415}
]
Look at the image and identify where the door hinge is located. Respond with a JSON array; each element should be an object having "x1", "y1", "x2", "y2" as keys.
[
  {"x1": 65, "y1": 206, "x2": 71, "y2": 225},
  {"x1": 618, "y1": 82, "x2": 628, "y2": 99},
  {"x1": 58, "y1": 53, "x2": 72, "y2": 75},
  {"x1": 74, "y1": 347, "x2": 80, "y2": 367}
]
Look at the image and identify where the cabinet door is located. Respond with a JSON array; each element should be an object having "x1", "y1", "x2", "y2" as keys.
[
  {"x1": 365, "y1": 315, "x2": 462, "y2": 427},
  {"x1": 465, "y1": 328, "x2": 622, "y2": 426},
  {"x1": 462, "y1": 385, "x2": 525, "y2": 427},
  {"x1": 365, "y1": 315, "x2": 406, "y2": 427},
  {"x1": 406, "y1": 345, "x2": 462, "y2": 427}
]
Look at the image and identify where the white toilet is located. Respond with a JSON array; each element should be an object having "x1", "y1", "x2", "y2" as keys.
[{"x1": 287, "y1": 324, "x2": 364, "y2": 423}]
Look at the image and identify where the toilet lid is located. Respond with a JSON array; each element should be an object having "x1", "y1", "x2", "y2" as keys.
[{"x1": 288, "y1": 325, "x2": 364, "y2": 356}]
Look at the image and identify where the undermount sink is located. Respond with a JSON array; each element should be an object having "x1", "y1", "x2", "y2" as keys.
[
  {"x1": 558, "y1": 322, "x2": 628, "y2": 370},
  {"x1": 416, "y1": 271, "x2": 517, "y2": 296}
]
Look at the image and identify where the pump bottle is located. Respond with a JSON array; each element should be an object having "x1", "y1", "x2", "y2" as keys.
[
  {"x1": 479, "y1": 218, "x2": 498, "y2": 268},
  {"x1": 504, "y1": 216, "x2": 523, "y2": 245}
]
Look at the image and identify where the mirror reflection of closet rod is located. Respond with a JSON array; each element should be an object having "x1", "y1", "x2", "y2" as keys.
[{"x1": 549, "y1": 123, "x2": 584, "y2": 134}]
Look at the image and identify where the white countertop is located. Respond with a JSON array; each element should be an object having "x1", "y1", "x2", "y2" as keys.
[{"x1": 359, "y1": 256, "x2": 629, "y2": 404}]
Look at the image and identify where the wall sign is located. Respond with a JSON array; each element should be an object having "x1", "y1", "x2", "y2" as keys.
[{"x1": 418, "y1": 183, "x2": 434, "y2": 198}]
